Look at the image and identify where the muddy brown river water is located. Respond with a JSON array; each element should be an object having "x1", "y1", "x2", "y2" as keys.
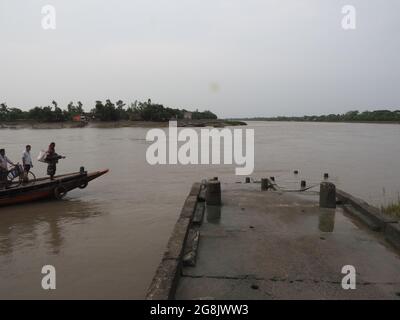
[{"x1": 0, "y1": 121, "x2": 400, "y2": 298}]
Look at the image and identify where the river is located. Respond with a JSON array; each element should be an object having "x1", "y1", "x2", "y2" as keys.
[{"x1": 1, "y1": 121, "x2": 399, "y2": 298}]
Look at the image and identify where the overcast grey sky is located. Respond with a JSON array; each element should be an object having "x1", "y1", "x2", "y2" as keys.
[{"x1": 1, "y1": 0, "x2": 399, "y2": 117}]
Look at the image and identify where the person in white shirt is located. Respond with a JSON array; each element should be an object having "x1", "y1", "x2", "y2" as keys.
[
  {"x1": 22, "y1": 145, "x2": 33, "y2": 174},
  {"x1": 0, "y1": 148, "x2": 16, "y2": 189}
]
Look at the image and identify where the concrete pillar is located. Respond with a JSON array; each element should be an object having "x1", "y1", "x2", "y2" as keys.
[
  {"x1": 261, "y1": 178, "x2": 269, "y2": 191},
  {"x1": 245, "y1": 177, "x2": 251, "y2": 183},
  {"x1": 206, "y1": 180, "x2": 221, "y2": 205},
  {"x1": 301, "y1": 180, "x2": 306, "y2": 189},
  {"x1": 319, "y1": 182, "x2": 336, "y2": 208}
]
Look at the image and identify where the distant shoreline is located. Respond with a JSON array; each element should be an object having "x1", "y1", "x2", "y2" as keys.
[
  {"x1": 0, "y1": 119, "x2": 247, "y2": 130},
  {"x1": 230, "y1": 119, "x2": 400, "y2": 125},
  {"x1": 231, "y1": 110, "x2": 400, "y2": 124}
]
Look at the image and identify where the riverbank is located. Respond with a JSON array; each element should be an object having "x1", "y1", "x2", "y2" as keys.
[
  {"x1": 234, "y1": 119, "x2": 400, "y2": 125},
  {"x1": 0, "y1": 119, "x2": 247, "y2": 129}
]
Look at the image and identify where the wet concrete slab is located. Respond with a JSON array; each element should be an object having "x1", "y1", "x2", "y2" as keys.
[{"x1": 175, "y1": 183, "x2": 400, "y2": 299}]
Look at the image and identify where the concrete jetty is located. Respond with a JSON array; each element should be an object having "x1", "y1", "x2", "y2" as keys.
[{"x1": 147, "y1": 178, "x2": 400, "y2": 300}]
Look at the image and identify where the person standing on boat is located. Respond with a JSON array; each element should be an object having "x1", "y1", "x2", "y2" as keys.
[
  {"x1": 22, "y1": 145, "x2": 33, "y2": 174},
  {"x1": 22, "y1": 145, "x2": 33, "y2": 182},
  {"x1": 45, "y1": 142, "x2": 65, "y2": 180},
  {"x1": 0, "y1": 149, "x2": 16, "y2": 189}
]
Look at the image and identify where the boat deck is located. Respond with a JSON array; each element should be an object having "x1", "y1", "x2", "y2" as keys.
[{"x1": 0, "y1": 169, "x2": 108, "y2": 206}]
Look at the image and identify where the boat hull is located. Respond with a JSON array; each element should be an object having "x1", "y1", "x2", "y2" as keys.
[{"x1": 0, "y1": 169, "x2": 109, "y2": 207}]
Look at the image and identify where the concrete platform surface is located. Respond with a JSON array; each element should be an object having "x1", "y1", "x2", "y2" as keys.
[{"x1": 175, "y1": 183, "x2": 400, "y2": 300}]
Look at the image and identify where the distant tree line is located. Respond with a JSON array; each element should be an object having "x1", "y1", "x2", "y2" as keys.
[
  {"x1": 0, "y1": 100, "x2": 218, "y2": 122},
  {"x1": 239, "y1": 110, "x2": 400, "y2": 122}
]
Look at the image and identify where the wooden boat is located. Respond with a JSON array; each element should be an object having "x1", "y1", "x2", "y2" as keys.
[{"x1": 0, "y1": 168, "x2": 109, "y2": 207}]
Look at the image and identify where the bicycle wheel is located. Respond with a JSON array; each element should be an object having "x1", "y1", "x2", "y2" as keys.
[
  {"x1": 7, "y1": 166, "x2": 22, "y2": 188},
  {"x1": 27, "y1": 171, "x2": 36, "y2": 182},
  {"x1": 6, "y1": 176, "x2": 22, "y2": 188},
  {"x1": 21, "y1": 171, "x2": 36, "y2": 185}
]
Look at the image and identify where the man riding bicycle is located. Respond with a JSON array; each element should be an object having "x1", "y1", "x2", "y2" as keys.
[{"x1": 0, "y1": 148, "x2": 16, "y2": 189}]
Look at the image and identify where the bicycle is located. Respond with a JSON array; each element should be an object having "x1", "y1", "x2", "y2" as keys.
[{"x1": 6, "y1": 164, "x2": 37, "y2": 188}]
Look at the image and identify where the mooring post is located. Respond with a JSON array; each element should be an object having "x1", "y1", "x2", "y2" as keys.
[
  {"x1": 206, "y1": 180, "x2": 221, "y2": 205},
  {"x1": 261, "y1": 178, "x2": 269, "y2": 191},
  {"x1": 319, "y1": 182, "x2": 336, "y2": 208}
]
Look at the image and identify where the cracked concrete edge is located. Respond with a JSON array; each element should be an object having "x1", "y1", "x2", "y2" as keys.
[
  {"x1": 198, "y1": 188, "x2": 206, "y2": 202},
  {"x1": 146, "y1": 182, "x2": 202, "y2": 300},
  {"x1": 193, "y1": 202, "x2": 205, "y2": 225},
  {"x1": 183, "y1": 229, "x2": 201, "y2": 267},
  {"x1": 189, "y1": 182, "x2": 202, "y2": 197},
  {"x1": 337, "y1": 189, "x2": 398, "y2": 232}
]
